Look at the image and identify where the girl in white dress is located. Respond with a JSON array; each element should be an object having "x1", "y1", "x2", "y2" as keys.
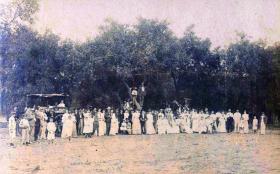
[
  {"x1": 110, "y1": 110, "x2": 119, "y2": 135},
  {"x1": 146, "y1": 111, "x2": 156, "y2": 134},
  {"x1": 132, "y1": 110, "x2": 141, "y2": 134},
  {"x1": 242, "y1": 111, "x2": 249, "y2": 134},
  {"x1": 62, "y1": 112, "x2": 73, "y2": 140},
  {"x1": 260, "y1": 113, "x2": 266, "y2": 135},
  {"x1": 252, "y1": 116, "x2": 258, "y2": 133},
  {"x1": 192, "y1": 111, "x2": 199, "y2": 133},
  {"x1": 157, "y1": 111, "x2": 167, "y2": 134},
  {"x1": 167, "y1": 111, "x2": 179, "y2": 134}
]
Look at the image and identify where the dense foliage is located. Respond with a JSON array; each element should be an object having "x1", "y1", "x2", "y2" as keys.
[{"x1": 0, "y1": 1, "x2": 279, "y2": 124}]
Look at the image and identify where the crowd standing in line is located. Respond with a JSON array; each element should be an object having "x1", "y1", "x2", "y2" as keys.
[{"x1": 8, "y1": 100, "x2": 268, "y2": 146}]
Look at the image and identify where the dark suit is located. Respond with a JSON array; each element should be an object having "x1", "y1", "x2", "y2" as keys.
[
  {"x1": 139, "y1": 112, "x2": 147, "y2": 134},
  {"x1": 104, "y1": 111, "x2": 112, "y2": 136}
]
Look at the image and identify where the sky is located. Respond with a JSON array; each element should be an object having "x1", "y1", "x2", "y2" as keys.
[{"x1": 3, "y1": 0, "x2": 280, "y2": 48}]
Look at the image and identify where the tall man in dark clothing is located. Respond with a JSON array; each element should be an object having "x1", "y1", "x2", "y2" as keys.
[
  {"x1": 139, "y1": 110, "x2": 147, "y2": 134},
  {"x1": 105, "y1": 107, "x2": 112, "y2": 136}
]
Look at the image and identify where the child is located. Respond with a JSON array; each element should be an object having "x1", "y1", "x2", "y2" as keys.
[
  {"x1": 260, "y1": 113, "x2": 266, "y2": 135},
  {"x1": 126, "y1": 119, "x2": 132, "y2": 135},
  {"x1": 47, "y1": 118, "x2": 56, "y2": 144},
  {"x1": 252, "y1": 116, "x2": 258, "y2": 133}
]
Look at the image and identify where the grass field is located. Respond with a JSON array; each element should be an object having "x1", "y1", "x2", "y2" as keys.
[{"x1": 0, "y1": 129, "x2": 280, "y2": 174}]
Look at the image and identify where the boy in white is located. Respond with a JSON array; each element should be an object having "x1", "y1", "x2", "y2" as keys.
[
  {"x1": 9, "y1": 112, "x2": 17, "y2": 146},
  {"x1": 47, "y1": 118, "x2": 56, "y2": 143},
  {"x1": 233, "y1": 110, "x2": 241, "y2": 133},
  {"x1": 252, "y1": 116, "x2": 258, "y2": 133}
]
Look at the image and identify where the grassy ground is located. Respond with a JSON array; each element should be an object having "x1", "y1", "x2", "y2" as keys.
[{"x1": 0, "y1": 129, "x2": 280, "y2": 174}]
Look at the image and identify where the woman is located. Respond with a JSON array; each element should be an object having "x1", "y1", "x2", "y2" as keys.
[
  {"x1": 47, "y1": 118, "x2": 56, "y2": 143},
  {"x1": 61, "y1": 111, "x2": 74, "y2": 141},
  {"x1": 260, "y1": 113, "x2": 266, "y2": 135},
  {"x1": 157, "y1": 110, "x2": 166, "y2": 134},
  {"x1": 192, "y1": 110, "x2": 199, "y2": 133},
  {"x1": 167, "y1": 110, "x2": 179, "y2": 134},
  {"x1": 132, "y1": 110, "x2": 141, "y2": 134},
  {"x1": 98, "y1": 109, "x2": 105, "y2": 136},
  {"x1": 242, "y1": 111, "x2": 249, "y2": 134},
  {"x1": 218, "y1": 112, "x2": 227, "y2": 133},
  {"x1": 83, "y1": 111, "x2": 93, "y2": 138},
  {"x1": 146, "y1": 110, "x2": 156, "y2": 134},
  {"x1": 185, "y1": 112, "x2": 193, "y2": 134},
  {"x1": 110, "y1": 110, "x2": 119, "y2": 135}
]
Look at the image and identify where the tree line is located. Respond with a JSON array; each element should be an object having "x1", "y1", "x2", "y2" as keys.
[{"x1": 0, "y1": 1, "x2": 279, "y2": 125}]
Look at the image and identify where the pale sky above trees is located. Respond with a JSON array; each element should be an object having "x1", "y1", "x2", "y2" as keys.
[{"x1": 1, "y1": 0, "x2": 280, "y2": 47}]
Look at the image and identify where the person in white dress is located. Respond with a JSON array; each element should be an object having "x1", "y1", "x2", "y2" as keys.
[
  {"x1": 210, "y1": 111, "x2": 217, "y2": 133},
  {"x1": 218, "y1": 112, "x2": 227, "y2": 133},
  {"x1": 47, "y1": 118, "x2": 56, "y2": 143},
  {"x1": 157, "y1": 110, "x2": 167, "y2": 134},
  {"x1": 132, "y1": 110, "x2": 141, "y2": 134},
  {"x1": 242, "y1": 110, "x2": 249, "y2": 134},
  {"x1": 110, "y1": 110, "x2": 119, "y2": 135},
  {"x1": 185, "y1": 111, "x2": 193, "y2": 134},
  {"x1": 233, "y1": 110, "x2": 241, "y2": 133},
  {"x1": 83, "y1": 110, "x2": 93, "y2": 138},
  {"x1": 260, "y1": 113, "x2": 266, "y2": 135},
  {"x1": 192, "y1": 110, "x2": 199, "y2": 133},
  {"x1": 252, "y1": 116, "x2": 258, "y2": 133},
  {"x1": 198, "y1": 112, "x2": 207, "y2": 134},
  {"x1": 146, "y1": 111, "x2": 156, "y2": 134},
  {"x1": 9, "y1": 112, "x2": 17, "y2": 146},
  {"x1": 61, "y1": 111, "x2": 74, "y2": 140},
  {"x1": 98, "y1": 109, "x2": 105, "y2": 136},
  {"x1": 19, "y1": 116, "x2": 30, "y2": 145},
  {"x1": 167, "y1": 110, "x2": 179, "y2": 134}
]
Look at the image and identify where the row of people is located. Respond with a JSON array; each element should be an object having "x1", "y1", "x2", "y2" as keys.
[{"x1": 8, "y1": 107, "x2": 267, "y2": 146}]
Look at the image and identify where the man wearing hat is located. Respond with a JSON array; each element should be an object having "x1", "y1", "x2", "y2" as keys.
[
  {"x1": 139, "y1": 110, "x2": 147, "y2": 134},
  {"x1": 104, "y1": 107, "x2": 112, "y2": 136},
  {"x1": 8, "y1": 111, "x2": 17, "y2": 146}
]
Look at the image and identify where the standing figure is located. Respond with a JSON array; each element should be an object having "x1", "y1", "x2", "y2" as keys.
[
  {"x1": 218, "y1": 112, "x2": 227, "y2": 133},
  {"x1": 47, "y1": 118, "x2": 56, "y2": 143},
  {"x1": 40, "y1": 109, "x2": 48, "y2": 140},
  {"x1": 19, "y1": 116, "x2": 30, "y2": 145},
  {"x1": 83, "y1": 111, "x2": 94, "y2": 138},
  {"x1": 167, "y1": 110, "x2": 179, "y2": 134},
  {"x1": 131, "y1": 87, "x2": 138, "y2": 108},
  {"x1": 153, "y1": 111, "x2": 159, "y2": 134},
  {"x1": 61, "y1": 111, "x2": 74, "y2": 141},
  {"x1": 233, "y1": 110, "x2": 241, "y2": 133},
  {"x1": 104, "y1": 107, "x2": 112, "y2": 136},
  {"x1": 185, "y1": 112, "x2": 193, "y2": 134},
  {"x1": 26, "y1": 108, "x2": 36, "y2": 142},
  {"x1": 260, "y1": 113, "x2": 266, "y2": 135},
  {"x1": 8, "y1": 112, "x2": 17, "y2": 146},
  {"x1": 75, "y1": 109, "x2": 81, "y2": 135},
  {"x1": 242, "y1": 111, "x2": 249, "y2": 134},
  {"x1": 157, "y1": 110, "x2": 166, "y2": 134},
  {"x1": 71, "y1": 111, "x2": 78, "y2": 138},
  {"x1": 98, "y1": 109, "x2": 106, "y2": 136},
  {"x1": 92, "y1": 110, "x2": 99, "y2": 136},
  {"x1": 198, "y1": 112, "x2": 207, "y2": 134},
  {"x1": 252, "y1": 116, "x2": 258, "y2": 133},
  {"x1": 132, "y1": 110, "x2": 141, "y2": 134},
  {"x1": 226, "y1": 109, "x2": 234, "y2": 133},
  {"x1": 110, "y1": 110, "x2": 119, "y2": 135},
  {"x1": 139, "y1": 110, "x2": 147, "y2": 134},
  {"x1": 146, "y1": 110, "x2": 156, "y2": 134}
]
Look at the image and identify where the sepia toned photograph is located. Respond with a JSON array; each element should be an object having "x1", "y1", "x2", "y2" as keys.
[{"x1": 0, "y1": 0, "x2": 280, "y2": 173}]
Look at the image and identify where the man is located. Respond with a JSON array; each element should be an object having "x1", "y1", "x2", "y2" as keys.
[
  {"x1": 9, "y1": 112, "x2": 17, "y2": 146},
  {"x1": 139, "y1": 110, "x2": 147, "y2": 134},
  {"x1": 19, "y1": 115, "x2": 30, "y2": 145},
  {"x1": 153, "y1": 111, "x2": 159, "y2": 134},
  {"x1": 226, "y1": 109, "x2": 234, "y2": 133},
  {"x1": 242, "y1": 110, "x2": 249, "y2": 134},
  {"x1": 233, "y1": 110, "x2": 241, "y2": 133},
  {"x1": 104, "y1": 107, "x2": 112, "y2": 136}
]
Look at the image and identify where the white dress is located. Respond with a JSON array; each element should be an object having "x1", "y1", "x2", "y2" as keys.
[
  {"x1": 192, "y1": 113, "x2": 200, "y2": 132},
  {"x1": 157, "y1": 118, "x2": 167, "y2": 134},
  {"x1": 61, "y1": 115, "x2": 73, "y2": 138},
  {"x1": 146, "y1": 113, "x2": 156, "y2": 134},
  {"x1": 9, "y1": 116, "x2": 16, "y2": 143},
  {"x1": 185, "y1": 117, "x2": 193, "y2": 134},
  {"x1": 253, "y1": 118, "x2": 258, "y2": 130},
  {"x1": 110, "y1": 113, "x2": 118, "y2": 135},
  {"x1": 242, "y1": 114, "x2": 249, "y2": 133},
  {"x1": 83, "y1": 116, "x2": 93, "y2": 134},
  {"x1": 98, "y1": 112, "x2": 105, "y2": 136},
  {"x1": 260, "y1": 116, "x2": 266, "y2": 135},
  {"x1": 218, "y1": 115, "x2": 227, "y2": 133},
  {"x1": 132, "y1": 111, "x2": 141, "y2": 134},
  {"x1": 47, "y1": 122, "x2": 56, "y2": 140}
]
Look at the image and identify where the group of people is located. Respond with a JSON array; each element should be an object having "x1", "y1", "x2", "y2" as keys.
[{"x1": 8, "y1": 101, "x2": 267, "y2": 146}]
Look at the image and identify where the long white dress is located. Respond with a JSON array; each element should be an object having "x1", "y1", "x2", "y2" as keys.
[
  {"x1": 218, "y1": 115, "x2": 227, "y2": 133},
  {"x1": 185, "y1": 116, "x2": 193, "y2": 134},
  {"x1": 260, "y1": 115, "x2": 266, "y2": 135},
  {"x1": 132, "y1": 111, "x2": 141, "y2": 134},
  {"x1": 83, "y1": 116, "x2": 93, "y2": 134},
  {"x1": 98, "y1": 111, "x2": 105, "y2": 136},
  {"x1": 61, "y1": 114, "x2": 73, "y2": 138},
  {"x1": 199, "y1": 117, "x2": 207, "y2": 134},
  {"x1": 9, "y1": 116, "x2": 16, "y2": 143},
  {"x1": 110, "y1": 113, "x2": 119, "y2": 135},
  {"x1": 192, "y1": 113, "x2": 200, "y2": 133},
  {"x1": 146, "y1": 113, "x2": 156, "y2": 134},
  {"x1": 47, "y1": 122, "x2": 56, "y2": 140},
  {"x1": 242, "y1": 113, "x2": 249, "y2": 133},
  {"x1": 157, "y1": 117, "x2": 167, "y2": 134}
]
